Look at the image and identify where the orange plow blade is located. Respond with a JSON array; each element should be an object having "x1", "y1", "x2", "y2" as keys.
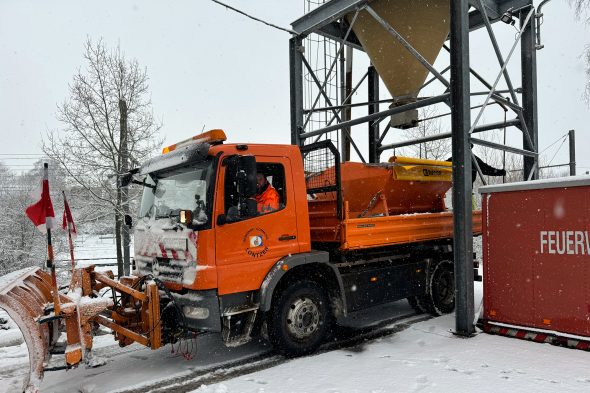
[
  {"x1": 0, "y1": 265, "x2": 165, "y2": 392},
  {"x1": 0, "y1": 267, "x2": 59, "y2": 393}
]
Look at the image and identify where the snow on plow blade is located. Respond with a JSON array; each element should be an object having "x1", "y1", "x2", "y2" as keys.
[
  {"x1": 0, "y1": 267, "x2": 59, "y2": 393},
  {"x1": 0, "y1": 265, "x2": 164, "y2": 392}
]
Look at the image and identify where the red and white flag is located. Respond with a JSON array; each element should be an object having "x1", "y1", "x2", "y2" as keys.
[
  {"x1": 25, "y1": 165, "x2": 55, "y2": 233},
  {"x1": 62, "y1": 197, "x2": 77, "y2": 238}
]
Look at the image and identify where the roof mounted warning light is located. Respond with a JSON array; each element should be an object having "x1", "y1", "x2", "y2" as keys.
[{"x1": 162, "y1": 129, "x2": 227, "y2": 154}]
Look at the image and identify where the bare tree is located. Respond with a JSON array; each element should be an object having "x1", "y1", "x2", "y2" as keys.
[
  {"x1": 571, "y1": 0, "x2": 590, "y2": 19},
  {"x1": 43, "y1": 38, "x2": 162, "y2": 277},
  {"x1": 399, "y1": 107, "x2": 451, "y2": 161},
  {"x1": 570, "y1": 0, "x2": 590, "y2": 101}
]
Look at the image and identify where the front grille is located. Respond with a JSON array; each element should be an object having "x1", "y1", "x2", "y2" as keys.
[
  {"x1": 135, "y1": 256, "x2": 194, "y2": 284},
  {"x1": 153, "y1": 258, "x2": 184, "y2": 283}
]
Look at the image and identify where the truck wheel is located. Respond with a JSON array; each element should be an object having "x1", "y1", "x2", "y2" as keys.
[
  {"x1": 268, "y1": 280, "x2": 332, "y2": 357},
  {"x1": 424, "y1": 260, "x2": 455, "y2": 316}
]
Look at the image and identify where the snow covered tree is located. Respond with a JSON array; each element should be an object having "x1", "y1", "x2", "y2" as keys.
[
  {"x1": 571, "y1": 0, "x2": 590, "y2": 101},
  {"x1": 400, "y1": 107, "x2": 451, "y2": 161},
  {"x1": 0, "y1": 163, "x2": 18, "y2": 274},
  {"x1": 571, "y1": 0, "x2": 590, "y2": 19},
  {"x1": 43, "y1": 38, "x2": 162, "y2": 277},
  {"x1": 0, "y1": 161, "x2": 68, "y2": 275}
]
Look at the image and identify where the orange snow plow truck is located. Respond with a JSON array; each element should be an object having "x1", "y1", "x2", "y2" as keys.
[{"x1": 0, "y1": 129, "x2": 481, "y2": 392}]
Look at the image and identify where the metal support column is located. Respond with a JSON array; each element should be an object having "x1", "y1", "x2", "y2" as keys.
[
  {"x1": 341, "y1": 46, "x2": 353, "y2": 161},
  {"x1": 569, "y1": 129, "x2": 576, "y2": 176},
  {"x1": 450, "y1": 0, "x2": 474, "y2": 336},
  {"x1": 520, "y1": 7, "x2": 539, "y2": 180},
  {"x1": 290, "y1": 37, "x2": 304, "y2": 146},
  {"x1": 368, "y1": 65, "x2": 380, "y2": 163}
]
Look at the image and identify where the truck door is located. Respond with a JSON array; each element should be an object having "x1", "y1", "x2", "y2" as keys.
[{"x1": 215, "y1": 155, "x2": 300, "y2": 295}]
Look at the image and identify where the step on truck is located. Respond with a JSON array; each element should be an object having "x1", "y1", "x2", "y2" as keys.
[{"x1": 0, "y1": 129, "x2": 481, "y2": 392}]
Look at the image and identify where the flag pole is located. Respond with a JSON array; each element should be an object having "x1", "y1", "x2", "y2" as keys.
[
  {"x1": 62, "y1": 191, "x2": 76, "y2": 274},
  {"x1": 44, "y1": 163, "x2": 61, "y2": 316}
]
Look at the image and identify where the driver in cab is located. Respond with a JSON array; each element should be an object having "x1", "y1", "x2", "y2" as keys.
[{"x1": 255, "y1": 173, "x2": 279, "y2": 214}]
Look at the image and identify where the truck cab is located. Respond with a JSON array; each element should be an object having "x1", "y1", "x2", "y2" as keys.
[{"x1": 130, "y1": 130, "x2": 322, "y2": 348}]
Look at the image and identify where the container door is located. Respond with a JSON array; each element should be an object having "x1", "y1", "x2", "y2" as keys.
[
  {"x1": 483, "y1": 191, "x2": 535, "y2": 326},
  {"x1": 532, "y1": 187, "x2": 590, "y2": 336}
]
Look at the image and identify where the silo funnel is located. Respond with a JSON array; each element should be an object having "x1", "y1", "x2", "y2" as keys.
[{"x1": 349, "y1": 0, "x2": 450, "y2": 102}]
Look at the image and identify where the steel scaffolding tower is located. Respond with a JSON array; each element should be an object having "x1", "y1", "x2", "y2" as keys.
[{"x1": 289, "y1": 0, "x2": 540, "y2": 336}]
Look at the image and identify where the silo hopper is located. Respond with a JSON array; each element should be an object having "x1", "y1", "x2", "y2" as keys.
[{"x1": 349, "y1": 0, "x2": 450, "y2": 127}]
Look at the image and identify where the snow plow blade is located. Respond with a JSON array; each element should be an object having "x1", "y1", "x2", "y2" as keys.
[
  {"x1": 0, "y1": 265, "x2": 166, "y2": 392},
  {"x1": 0, "y1": 267, "x2": 59, "y2": 393}
]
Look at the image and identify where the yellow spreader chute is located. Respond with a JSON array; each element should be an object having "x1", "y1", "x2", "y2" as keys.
[{"x1": 389, "y1": 156, "x2": 452, "y2": 182}]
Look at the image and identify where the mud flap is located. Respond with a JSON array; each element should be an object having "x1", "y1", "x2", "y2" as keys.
[{"x1": 0, "y1": 267, "x2": 59, "y2": 393}]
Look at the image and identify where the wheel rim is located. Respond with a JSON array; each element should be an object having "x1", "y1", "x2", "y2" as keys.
[
  {"x1": 433, "y1": 267, "x2": 454, "y2": 307},
  {"x1": 286, "y1": 297, "x2": 321, "y2": 340}
]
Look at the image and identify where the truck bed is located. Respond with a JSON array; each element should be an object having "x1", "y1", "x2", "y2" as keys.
[
  {"x1": 310, "y1": 202, "x2": 482, "y2": 250},
  {"x1": 305, "y1": 159, "x2": 481, "y2": 251}
]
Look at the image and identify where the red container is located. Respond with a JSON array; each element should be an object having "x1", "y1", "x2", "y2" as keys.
[{"x1": 480, "y1": 177, "x2": 590, "y2": 338}]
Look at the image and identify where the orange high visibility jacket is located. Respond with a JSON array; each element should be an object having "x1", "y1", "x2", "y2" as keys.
[{"x1": 255, "y1": 184, "x2": 280, "y2": 213}]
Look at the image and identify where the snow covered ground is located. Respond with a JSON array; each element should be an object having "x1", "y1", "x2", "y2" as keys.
[
  {"x1": 57, "y1": 233, "x2": 126, "y2": 272},
  {"x1": 1, "y1": 282, "x2": 590, "y2": 392},
  {"x1": 1, "y1": 235, "x2": 589, "y2": 392},
  {"x1": 191, "y1": 313, "x2": 590, "y2": 393}
]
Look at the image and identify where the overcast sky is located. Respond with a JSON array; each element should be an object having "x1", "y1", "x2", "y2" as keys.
[{"x1": 1, "y1": 0, "x2": 589, "y2": 174}]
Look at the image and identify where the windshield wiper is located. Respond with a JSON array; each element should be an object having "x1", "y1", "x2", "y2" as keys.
[{"x1": 136, "y1": 180, "x2": 156, "y2": 189}]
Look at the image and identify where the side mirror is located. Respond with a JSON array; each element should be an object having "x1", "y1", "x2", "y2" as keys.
[
  {"x1": 124, "y1": 214, "x2": 133, "y2": 227},
  {"x1": 119, "y1": 172, "x2": 133, "y2": 188},
  {"x1": 237, "y1": 155, "x2": 257, "y2": 198},
  {"x1": 179, "y1": 210, "x2": 193, "y2": 225},
  {"x1": 118, "y1": 168, "x2": 139, "y2": 187}
]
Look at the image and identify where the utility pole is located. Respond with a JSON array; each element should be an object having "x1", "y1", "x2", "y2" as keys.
[
  {"x1": 119, "y1": 99, "x2": 131, "y2": 276},
  {"x1": 569, "y1": 129, "x2": 576, "y2": 176}
]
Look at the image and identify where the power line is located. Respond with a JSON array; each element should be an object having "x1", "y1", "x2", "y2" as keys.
[
  {"x1": 0, "y1": 153, "x2": 45, "y2": 156},
  {"x1": 0, "y1": 164, "x2": 44, "y2": 167},
  {"x1": 539, "y1": 132, "x2": 568, "y2": 154},
  {"x1": 0, "y1": 154, "x2": 49, "y2": 161},
  {"x1": 546, "y1": 136, "x2": 568, "y2": 167},
  {"x1": 210, "y1": 0, "x2": 296, "y2": 35}
]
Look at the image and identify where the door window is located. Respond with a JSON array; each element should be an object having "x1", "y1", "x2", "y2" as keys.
[{"x1": 224, "y1": 162, "x2": 286, "y2": 221}]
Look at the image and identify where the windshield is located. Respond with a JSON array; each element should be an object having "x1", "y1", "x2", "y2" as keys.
[{"x1": 139, "y1": 160, "x2": 212, "y2": 225}]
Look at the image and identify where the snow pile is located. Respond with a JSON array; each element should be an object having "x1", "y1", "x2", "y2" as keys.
[
  {"x1": 0, "y1": 328, "x2": 24, "y2": 348},
  {"x1": 0, "y1": 312, "x2": 23, "y2": 348},
  {"x1": 0, "y1": 309, "x2": 29, "y2": 391}
]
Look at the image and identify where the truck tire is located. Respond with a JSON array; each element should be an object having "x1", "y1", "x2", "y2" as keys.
[
  {"x1": 268, "y1": 280, "x2": 332, "y2": 357},
  {"x1": 423, "y1": 260, "x2": 455, "y2": 316}
]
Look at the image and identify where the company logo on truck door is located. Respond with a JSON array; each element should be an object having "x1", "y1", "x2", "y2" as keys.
[
  {"x1": 244, "y1": 228, "x2": 269, "y2": 258},
  {"x1": 540, "y1": 231, "x2": 590, "y2": 255}
]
